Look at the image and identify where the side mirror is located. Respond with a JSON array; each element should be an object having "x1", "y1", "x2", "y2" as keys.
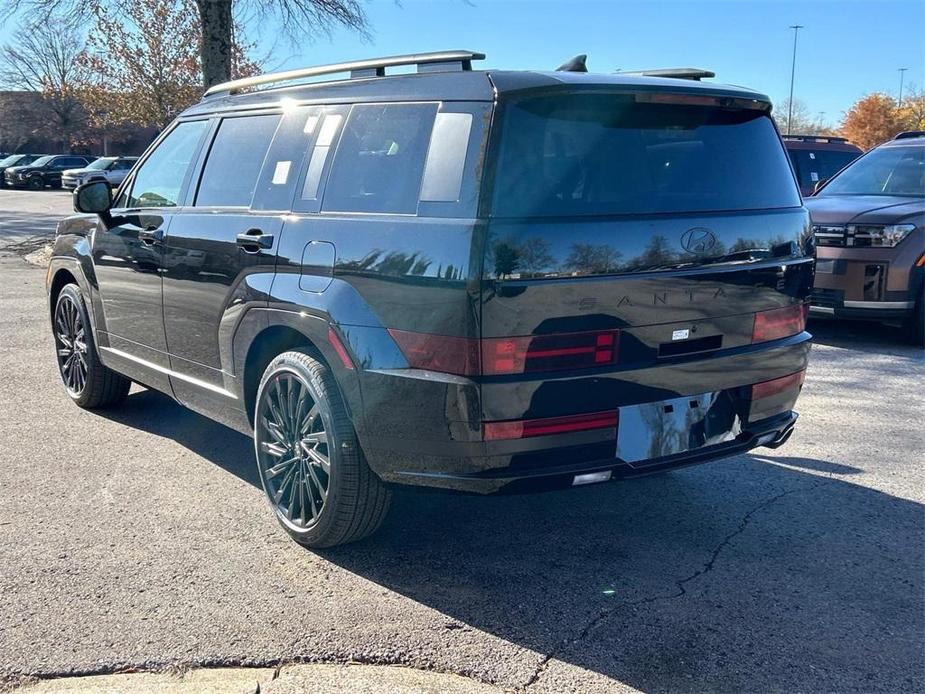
[
  {"x1": 812, "y1": 178, "x2": 828, "y2": 195},
  {"x1": 74, "y1": 180, "x2": 113, "y2": 216}
]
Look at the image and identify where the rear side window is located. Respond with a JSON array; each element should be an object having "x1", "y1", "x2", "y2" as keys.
[
  {"x1": 322, "y1": 103, "x2": 438, "y2": 214},
  {"x1": 196, "y1": 114, "x2": 281, "y2": 207},
  {"x1": 790, "y1": 149, "x2": 860, "y2": 188},
  {"x1": 127, "y1": 120, "x2": 208, "y2": 208},
  {"x1": 490, "y1": 93, "x2": 801, "y2": 217}
]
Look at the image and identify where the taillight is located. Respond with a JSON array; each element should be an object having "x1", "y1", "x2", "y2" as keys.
[
  {"x1": 386, "y1": 329, "x2": 479, "y2": 376},
  {"x1": 387, "y1": 328, "x2": 620, "y2": 376},
  {"x1": 752, "y1": 304, "x2": 807, "y2": 343},
  {"x1": 482, "y1": 330, "x2": 619, "y2": 375},
  {"x1": 751, "y1": 369, "x2": 806, "y2": 400},
  {"x1": 483, "y1": 410, "x2": 619, "y2": 441}
]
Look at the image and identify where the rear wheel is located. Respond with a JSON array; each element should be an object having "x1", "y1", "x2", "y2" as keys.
[
  {"x1": 254, "y1": 349, "x2": 391, "y2": 548},
  {"x1": 52, "y1": 284, "x2": 130, "y2": 408}
]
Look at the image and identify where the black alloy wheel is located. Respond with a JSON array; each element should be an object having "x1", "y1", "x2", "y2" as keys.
[
  {"x1": 54, "y1": 291, "x2": 88, "y2": 397},
  {"x1": 254, "y1": 349, "x2": 391, "y2": 548},
  {"x1": 51, "y1": 284, "x2": 130, "y2": 408}
]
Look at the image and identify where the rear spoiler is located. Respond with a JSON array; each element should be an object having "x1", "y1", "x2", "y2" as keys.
[{"x1": 620, "y1": 68, "x2": 715, "y2": 81}]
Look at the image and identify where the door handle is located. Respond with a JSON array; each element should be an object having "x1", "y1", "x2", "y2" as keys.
[
  {"x1": 139, "y1": 226, "x2": 163, "y2": 245},
  {"x1": 236, "y1": 228, "x2": 274, "y2": 253}
]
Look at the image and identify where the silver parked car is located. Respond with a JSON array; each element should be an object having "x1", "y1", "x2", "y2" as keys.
[{"x1": 62, "y1": 156, "x2": 138, "y2": 190}]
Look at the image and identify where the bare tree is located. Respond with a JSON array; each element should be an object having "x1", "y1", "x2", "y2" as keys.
[
  {"x1": 2, "y1": 0, "x2": 370, "y2": 90},
  {"x1": 0, "y1": 20, "x2": 90, "y2": 149}
]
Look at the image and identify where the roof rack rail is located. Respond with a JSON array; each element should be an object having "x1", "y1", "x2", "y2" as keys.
[
  {"x1": 782, "y1": 135, "x2": 849, "y2": 143},
  {"x1": 894, "y1": 130, "x2": 925, "y2": 140},
  {"x1": 203, "y1": 50, "x2": 486, "y2": 98},
  {"x1": 620, "y1": 67, "x2": 715, "y2": 81}
]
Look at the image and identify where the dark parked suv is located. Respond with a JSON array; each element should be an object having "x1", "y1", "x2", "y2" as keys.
[
  {"x1": 49, "y1": 51, "x2": 813, "y2": 547},
  {"x1": 5, "y1": 154, "x2": 93, "y2": 189},
  {"x1": 782, "y1": 135, "x2": 862, "y2": 197},
  {"x1": 0, "y1": 153, "x2": 43, "y2": 187}
]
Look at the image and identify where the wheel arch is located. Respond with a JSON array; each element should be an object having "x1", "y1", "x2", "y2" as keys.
[{"x1": 237, "y1": 312, "x2": 363, "y2": 431}]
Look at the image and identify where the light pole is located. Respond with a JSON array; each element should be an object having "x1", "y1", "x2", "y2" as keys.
[
  {"x1": 898, "y1": 67, "x2": 908, "y2": 106},
  {"x1": 787, "y1": 24, "x2": 804, "y2": 135}
]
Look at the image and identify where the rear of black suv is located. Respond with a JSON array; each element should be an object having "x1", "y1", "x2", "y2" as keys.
[{"x1": 358, "y1": 79, "x2": 812, "y2": 493}]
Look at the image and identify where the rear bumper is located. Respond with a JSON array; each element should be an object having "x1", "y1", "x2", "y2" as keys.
[
  {"x1": 809, "y1": 301, "x2": 914, "y2": 322},
  {"x1": 375, "y1": 411, "x2": 798, "y2": 494},
  {"x1": 356, "y1": 334, "x2": 810, "y2": 493}
]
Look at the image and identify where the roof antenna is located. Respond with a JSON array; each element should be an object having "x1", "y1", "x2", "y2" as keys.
[{"x1": 556, "y1": 54, "x2": 588, "y2": 73}]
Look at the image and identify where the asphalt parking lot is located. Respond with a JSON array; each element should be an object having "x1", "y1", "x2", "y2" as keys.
[{"x1": 0, "y1": 188, "x2": 922, "y2": 692}]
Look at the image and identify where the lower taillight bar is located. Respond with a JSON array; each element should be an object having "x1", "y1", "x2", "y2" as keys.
[
  {"x1": 751, "y1": 369, "x2": 806, "y2": 400},
  {"x1": 483, "y1": 410, "x2": 619, "y2": 441}
]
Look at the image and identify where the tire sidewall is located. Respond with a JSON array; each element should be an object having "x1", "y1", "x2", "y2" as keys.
[
  {"x1": 54, "y1": 284, "x2": 98, "y2": 407},
  {"x1": 254, "y1": 353, "x2": 348, "y2": 544}
]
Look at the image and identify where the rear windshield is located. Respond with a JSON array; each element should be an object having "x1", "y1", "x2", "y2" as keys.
[
  {"x1": 489, "y1": 93, "x2": 800, "y2": 217},
  {"x1": 789, "y1": 149, "x2": 860, "y2": 188},
  {"x1": 818, "y1": 144, "x2": 925, "y2": 197}
]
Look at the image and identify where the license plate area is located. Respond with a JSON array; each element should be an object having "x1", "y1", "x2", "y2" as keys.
[{"x1": 617, "y1": 391, "x2": 742, "y2": 467}]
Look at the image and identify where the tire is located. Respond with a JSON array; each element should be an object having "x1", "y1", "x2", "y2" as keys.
[
  {"x1": 254, "y1": 349, "x2": 391, "y2": 548},
  {"x1": 27, "y1": 175, "x2": 43, "y2": 190},
  {"x1": 52, "y1": 284, "x2": 130, "y2": 408}
]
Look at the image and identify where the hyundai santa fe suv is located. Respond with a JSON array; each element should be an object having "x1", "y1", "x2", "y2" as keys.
[
  {"x1": 49, "y1": 51, "x2": 813, "y2": 548},
  {"x1": 805, "y1": 132, "x2": 925, "y2": 343}
]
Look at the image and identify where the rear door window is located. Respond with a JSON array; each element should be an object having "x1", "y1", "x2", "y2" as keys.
[
  {"x1": 196, "y1": 114, "x2": 281, "y2": 207},
  {"x1": 322, "y1": 103, "x2": 438, "y2": 214},
  {"x1": 490, "y1": 93, "x2": 801, "y2": 217}
]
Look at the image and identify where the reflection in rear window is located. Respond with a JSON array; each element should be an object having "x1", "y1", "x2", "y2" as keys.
[{"x1": 490, "y1": 94, "x2": 801, "y2": 217}]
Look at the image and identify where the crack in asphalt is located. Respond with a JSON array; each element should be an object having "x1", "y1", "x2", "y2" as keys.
[{"x1": 522, "y1": 479, "x2": 834, "y2": 690}]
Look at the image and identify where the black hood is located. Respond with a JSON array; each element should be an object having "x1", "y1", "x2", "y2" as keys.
[{"x1": 805, "y1": 194, "x2": 925, "y2": 225}]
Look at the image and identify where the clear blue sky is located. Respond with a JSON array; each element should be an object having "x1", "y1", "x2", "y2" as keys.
[
  {"x1": 254, "y1": 0, "x2": 924, "y2": 126},
  {"x1": 3, "y1": 0, "x2": 923, "y2": 126}
]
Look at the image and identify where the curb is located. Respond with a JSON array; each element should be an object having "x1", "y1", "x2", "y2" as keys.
[{"x1": 13, "y1": 664, "x2": 505, "y2": 693}]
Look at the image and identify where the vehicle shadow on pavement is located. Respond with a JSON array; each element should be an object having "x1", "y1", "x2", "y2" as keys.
[
  {"x1": 99, "y1": 389, "x2": 924, "y2": 692},
  {"x1": 325, "y1": 462, "x2": 924, "y2": 691}
]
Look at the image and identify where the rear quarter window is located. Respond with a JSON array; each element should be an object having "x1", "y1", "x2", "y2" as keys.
[
  {"x1": 322, "y1": 103, "x2": 438, "y2": 214},
  {"x1": 489, "y1": 93, "x2": 801, "y2": 217}
]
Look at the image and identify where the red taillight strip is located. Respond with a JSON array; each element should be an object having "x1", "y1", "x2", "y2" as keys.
[
  {"x1": 327, "y1": 327, "x2": 355, "y2": 370},
  {"x1": 752, "y1": 304, "x2": 808, "y2": 343},
  {"x1": 751, "y1": 369, "x2": 805, "y2": 400},
  {"x1": 483, "y1": 410, "x2": 619, "y2": 441},
  {"x1": 388, "y1": 328, "x2": 620, "y2": 377}
]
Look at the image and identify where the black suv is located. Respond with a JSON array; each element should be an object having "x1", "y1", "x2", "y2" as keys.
[
  {"x1": 0, "y1": 153, "x2": 44, "y2": 187},
  {"x1": 5, "y1": 154, "x2": 93, "y2": 189},
  {"x1": 49, "y1": 51, "x2": 813, "y2": 548}
]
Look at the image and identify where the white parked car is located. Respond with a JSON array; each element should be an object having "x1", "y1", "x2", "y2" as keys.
[{"x1": 62, "y1": 156, "x2": 138, "y2": 190}]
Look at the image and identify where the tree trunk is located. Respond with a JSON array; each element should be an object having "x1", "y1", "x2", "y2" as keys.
[{"x1": 196, "y1": 0, "x2": 234, "y2": 90}]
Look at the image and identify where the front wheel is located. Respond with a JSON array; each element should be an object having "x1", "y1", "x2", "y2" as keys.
[
  {"x1": 906, "y1": 294, "x2": 924, "y2": 347},
  {"x1": 52, "y1": 284, "x2": 130, "y2": 408},
  {"x1": 254, "y1": 349, "x2": 391, "y2": 548},
  {"x1": 27, "y1": 175, "x2": 43, "y2": 190}
]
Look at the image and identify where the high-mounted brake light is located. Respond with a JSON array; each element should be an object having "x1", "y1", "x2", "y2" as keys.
[
  {"x1": 752, "y1": 304, "x2": 808, "y2": 343},
  {"x1": 483, "y1": 410, "x2": 619, "y2": 441},
  {"x1": 751, "y1": 370, "x2": 806, "y2": 400},
  {"x1": 388, "y1": 328, "x2": 620, "y2": 376}
]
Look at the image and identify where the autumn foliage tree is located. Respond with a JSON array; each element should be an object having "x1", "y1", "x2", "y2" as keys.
[
  {"x1": 840, "y1": 93, "x2": 907, "y2": 150},
  {"x1": 78, "y1": 0, "x2": 259, "y2": 129}
]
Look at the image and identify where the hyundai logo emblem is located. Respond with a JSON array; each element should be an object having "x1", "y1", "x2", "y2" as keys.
[{"x1": 680, "y1": 227, "x2": 717, "y2": 253}]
